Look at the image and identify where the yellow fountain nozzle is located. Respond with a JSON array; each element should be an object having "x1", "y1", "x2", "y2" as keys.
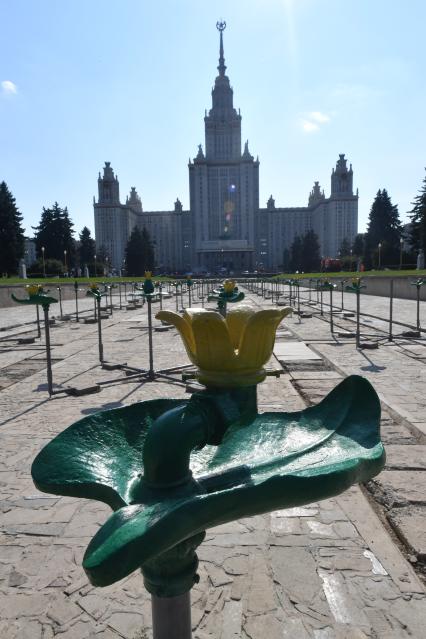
[
  {"x1": 223, "y1": 279, "x2": 236, "y2": 294},
  {"x1": 144, "y1": 271, "x2": 152, "y2": 280},
  {"x1": 155, "y1": 305, "x2": 292, "y2": 387},
  {"x1": 27, "y1": 284, "x2": 42, "y2": 296}
]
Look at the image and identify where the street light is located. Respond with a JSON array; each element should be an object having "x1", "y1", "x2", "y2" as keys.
[
  {"x1": 64, "y1": 250, "x2": 67, "y2": 274},
  {"x1": 378, "y1": 243, "x2": 382, "y2": 270},
  {"x1": 41, "y1": 246, "x2": 46, "y2": 277},
  {"x1": 94, "y1": 254, "x2": 97, "y2": 277},
  {"x1": 399, "y1": 237, "x2": 404, "y2": 270},
  {"x1": 350, "y1": 249, "x2": 353, "y2": 271}
]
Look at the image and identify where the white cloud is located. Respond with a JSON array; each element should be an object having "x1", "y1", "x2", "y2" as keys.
[
  {"x1": 309, "y1": 111, "x2": 330, "y2": 124},
  {"x1": 1, "y1": 80, "x2": 17, "y2": 95},
  {"x1": 301, "y1": 119, "x2": 320, "y2": 133},
  {"x1": 300, "y1": 110, "x2": 331, "y2": 133}
]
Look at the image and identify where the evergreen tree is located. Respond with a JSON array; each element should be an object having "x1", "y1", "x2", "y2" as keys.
[
  {"x1": 301, "y1": 230, "x2": 321, "y2": 272},
  {"x1": 365, "y1": 189, "x2": 402, "y2": 267},
  {"x1": 125, "y1": 227, "x2": 155, "y2": 276},
  {"x1": 79, "y1": 226, "x2": 96, "y2": 266},
  {"x1": 0, "y1": 182, "x2": 25, "y2": 275},
  {"x1": 289, "y1": 235, "x2": 303, "y2": 272},
  {"x1": 409, "y1": 169, "x2": 426, "y2": 256},
  {"x1": 339, "y1": 237, "x2": 351, "y2": 257},
  {"x1": 33, "y1": 202, "x2": 75, "y2": 267},
  {"x1": 282, "y1": 248, "x2": 291, "y2": 272},
  {"x1": 352, "y1": 233, "x2": 365, "y2": 257}
]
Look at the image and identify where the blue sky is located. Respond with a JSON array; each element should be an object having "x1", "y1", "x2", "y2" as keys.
[{"x1": 1, "y1": 0, "x2": 425, "y2": 237}]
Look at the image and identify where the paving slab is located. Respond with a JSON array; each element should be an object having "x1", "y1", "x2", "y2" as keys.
[
  {"x1": 387, "y1": 507, "x2": 426, "y2": 559},
  {"x1": 274, "y1": 342, "x2": 322, "y2": 361}
]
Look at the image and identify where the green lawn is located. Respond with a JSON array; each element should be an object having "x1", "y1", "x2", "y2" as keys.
[
  {"x1": 0, "y1": 269, "x2": 425, "y2": 287},
  {"x1": 0, "y1": 275, "x2": 175, "y2": 286},
  {"x1": 273, "y1": 269, "x2": 426, "y2": 280}
]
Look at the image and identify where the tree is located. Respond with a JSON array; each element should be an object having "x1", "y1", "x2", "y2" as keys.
[
  {"x1": 27, "y1": 258, "x2": 64, "y2": 277},
  {"x1": 33, "y1": 202, "x2": 75, "y2": 267},
  {"x1": 289, "y1": 235, "x2": 303, "y2": 272},
  {"x1": 352, "y1": 233, "x2": 365, "y2": 257},
  {"x1": 79, "y1": 226, "x2": 96, "y2": 266},
  {"x1": 125, "y1": 226, "x2": 154, "y2": 276},
  {"x1": 339, "y1": 237, "x2": 351, "y2": 257},
  {"x1": 282, "y1": 248, "x2": 291, "y2": 272},
  {"x1": 409, "y1": 169, "x2": 426, "y2": 256},
  {"x1": 364, "y1": 189, "x2": 402, "y2": 267},
  {"x1": 0, "y1": 181, "x2": 25, "y2": 275},
  {"x1": 301, "y1": 230, "x2": 321, "y2": 272}
]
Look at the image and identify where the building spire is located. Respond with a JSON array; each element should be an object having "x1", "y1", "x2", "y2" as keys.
[{"x1": 216, "y1": 20, "x2": 227, "y2": 76}]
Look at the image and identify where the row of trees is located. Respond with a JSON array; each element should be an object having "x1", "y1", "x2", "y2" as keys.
[
  {"x1": 338, "y1": 184, "x2": 425, "y2": 270},
  {"x1": 0, "y1": 184, "x2": 154, "y2": 276}
]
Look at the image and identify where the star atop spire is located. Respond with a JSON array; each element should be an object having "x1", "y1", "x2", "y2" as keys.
[{"x1": 216, "y1": 20, "x2": 227, "y2": 77}]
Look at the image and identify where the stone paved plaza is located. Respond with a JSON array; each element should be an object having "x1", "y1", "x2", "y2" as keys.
[{"x1": 0, "y1": 284, "x2": 426, "y2": 638}]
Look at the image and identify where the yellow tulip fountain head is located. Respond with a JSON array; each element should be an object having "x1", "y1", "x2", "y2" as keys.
[
  {"x1": 223, "y1": 279, "x2": 236, "y2": 294},
  {"x1": 156, "y1": 304, "x2": 292, "y2": 387},
  {"x1": 27, "y1": 284, "x2": 43, "y2": 297}
]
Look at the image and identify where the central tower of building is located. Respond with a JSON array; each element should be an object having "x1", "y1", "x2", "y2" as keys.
[{"x1": 188, "y1": 22, "x2": 259, "y2": 273}]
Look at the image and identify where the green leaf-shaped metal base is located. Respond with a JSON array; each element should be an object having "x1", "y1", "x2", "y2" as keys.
[{"x1": 32, "y1": 375, "x2": 385, "y2": 590}]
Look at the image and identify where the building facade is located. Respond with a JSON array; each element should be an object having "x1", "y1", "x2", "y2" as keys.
[{"x1": 94, "y1": 24, "x2": 358, "y2": 274}]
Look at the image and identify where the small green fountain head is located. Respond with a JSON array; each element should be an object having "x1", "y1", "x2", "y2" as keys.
[
  {"x1": 156, "y1": 304, "x2": 292, "y2": 387},
  {"x1": 86, "y1": 283, "x2": 103, "y2": 300},
  {"x1": 143, "y1": 271, "x2": 155, "y2": 296},
  {"x1": 345, "y1": 277, "x2": 366, "y2": 293},
  {"x1": 208, "y1": 279, "x2": 244, "y2": 312},
  {"x1": 412, "y1": 278, "x2": 425, "y2": 288},
  {"x1": 186, "y1": 275, "x2": 193, "y2": 287},
  {"x1": 12, "y1": 284, "x2": 57, "y2": 308},
  {"x1": 318, "y1": 280, "x2": 337, "y2": 291}
]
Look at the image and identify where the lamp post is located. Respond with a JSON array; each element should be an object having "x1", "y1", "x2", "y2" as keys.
[
  {"x1": 94, "y1": 254, "x2": 97, "y2": 277},
  {"x1": 350, "y1": 249, "x2": 353, "y2": 271},
  {"x1": 64, "y1": 250, "x2": 67, "y2": 274},
  {"x1": 378, "y1": 243, "x2": 382, "y2": 270},
  {"x1": 399, "y1": 237, "x2": 404, "y2": 270},
  {"x1": 41, "y1": 246, "x2": 46, "y2": 277}
]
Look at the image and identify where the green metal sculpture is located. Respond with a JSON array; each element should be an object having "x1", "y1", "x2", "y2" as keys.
[
  {"x1": 31, "y1": 299, "x2": 385, "y2": 638},
  {"x1": 207, "y1": 279, "x2": 244, "y2": 316}
]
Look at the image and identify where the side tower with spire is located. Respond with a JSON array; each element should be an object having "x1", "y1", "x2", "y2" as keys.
[{"x1": 188, "y1": 21, "x2": 259, "y2": 273}]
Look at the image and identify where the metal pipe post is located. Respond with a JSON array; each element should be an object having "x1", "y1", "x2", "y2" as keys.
[
  {"x1": 341, "y1": 281, "x2": 345, "y2": 311},
  {"x1": 188, "y1": 285, "x2": 191, "y2": 308},
  {"x1": 58, "y1": 287, "x2": 63, "y2": 318},
  {"x1": 96, "y1": 297, "x2": 104, "y2": 363},
  {"x1": 356, "y1": 290, "x2": 361, "y2": 349},
  {"x1": 388, "y1": 279, "x2": 394, "y2": 341},
  {"x1": 417, "y1": 285, "x2": 421, "y2": 331},
  {"x1": 43, "y1": 305, "x2": 54, "y2": 396},
  {"x1": 175, "y1": 285, "x2": 179, "y2": 312},
  {"x1": 151, "y1": 592, "x2": 192, "y2": 639},
  {"x1": 159, "y1": 283, "x2": 163, "y2": 310},
  {"x1": 74, "y1": 285, "x2": 79, "y2": 322},
  {"x1": 109, "y1": 287, "x2": 113, "y2": 316},
  {"x1": 320, "y1": 289, "x2": 324, "y2": 316},
  {"x1": 119, "y1": 283, "x2": 122, "y2": 310},
  {"x1": 147, "y1": 297, "x2": 154, "y2": 378},
  {"x1": 36, "y1": 304, "x2": 41, "y2": 338},
  {"x1": 330, "y1": 288, "x2": 334, "y2": 334}
]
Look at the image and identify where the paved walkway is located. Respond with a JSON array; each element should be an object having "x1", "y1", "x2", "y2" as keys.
[{"x1": 0, "y1": 288, "x2": 425, "y2": 637}]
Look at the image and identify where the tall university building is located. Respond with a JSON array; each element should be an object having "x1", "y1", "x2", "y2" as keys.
[{"x1": 94, "y1": 23, "x2": 358, "y2": 274}]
